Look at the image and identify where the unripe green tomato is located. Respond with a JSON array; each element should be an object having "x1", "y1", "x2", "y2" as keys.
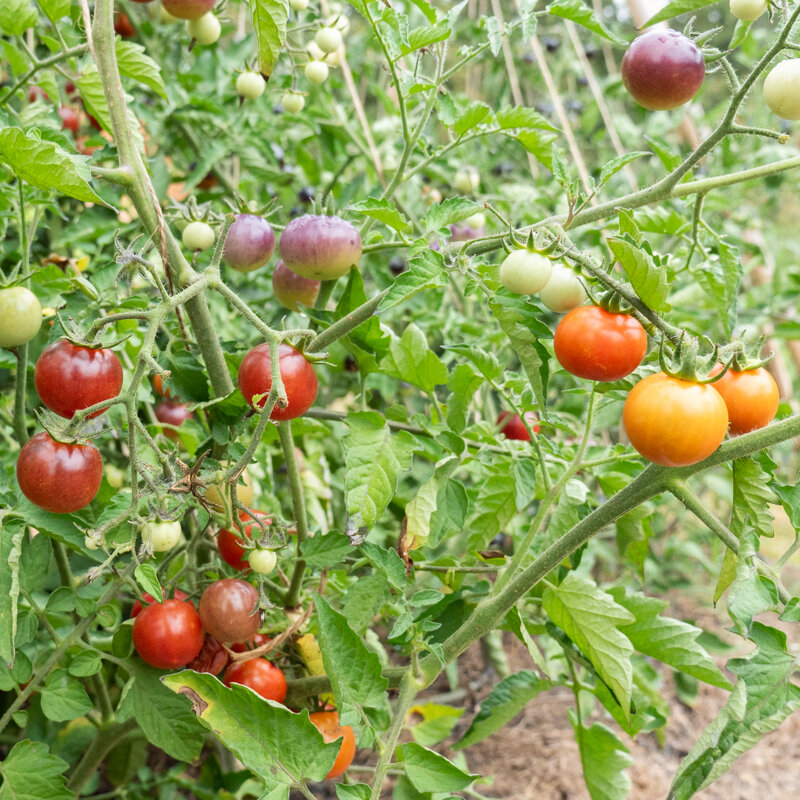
[
  {"x1": 465, "y1": 212, "x2": 486, "y2": 229},
  {"x1": 159, "y1": 6, "x2": 179, "y2": 22},
  {"x1": 84, "y1": 535, "x2": 101, "y2": 551},
  {"x1": 729, "y1": 0, "x2": 766, "y2": 20},
  {"x1": 499, "y1": 250, "x2": 552, "y2": 295},
  {"x1": 763, "y1": 60, "x2": 800, "y2": 120},
  {"x1": 290, "y1": 0, "x2": 309, "y2": 9},
  {"x1": 104, "y1": 463, "x2": 126, "y2": 489},
  {"x1": 237, "y1": 71, "x2": 266, "y2": 99},
  {"x1": 453, "y1": 167, "x2": 480, "y2": 194},
  {"x1": 0, "y1": 287, "x2": 42, "y2": 348},
  {"x1": 187, "y1": 12, "x2": 220, "y2": 45},
  {"x1": 538, "y1": 265, "x2": 587, "y2": 312},
  {"x1": 182, "y1": 220, "x2": 215, "y2": 251},
  {"x1": 305, "y1": 61, "x2": 329, "y2": 85},
  {"x1": 282, "y1": 92, "x2": 305, "y2": 113},
  {"x1": 248, "y1": 548, "x2": 277, "y2": 574},
  {"x1": 315, "y1": 27, "x2": 342, "y2": 53},
  {"x1": 141, "y1": 520, "x2": 183, "y2": 552}
]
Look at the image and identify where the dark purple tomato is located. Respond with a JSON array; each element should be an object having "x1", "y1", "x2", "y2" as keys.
[
  {"x1": 17, "y1": 432, "x2": 103, "y2": 514},
  {"x1": 238, "y1": 343, "x2": 318, "y2": 420},
  {"x1": 34, "y1": 339, "x2": 123, "y2": 419},
  {"x1": 621, "y1": 29, "x2": 705, "y2": 111},
  {"x1": 198, "y1": 579, "x2": 262, "y2": 643},
  {"x1": 223, "y1": 214, "x2": 276, "y2": 273},
  {"x1": 161, "y1": 0, "x2": 215, "y2": 18},
  {"x1": 279, "y1": 214, "x2": 362, "y2": 280},
  {"x1": 272, "y1": 260, "x2": 320, "y2": 311},
  {"x1": 449, "y1": 223, "x2": 485, "y2": 242},
  {"x1": 28, "y1": 86, "x2": 49, "y2": 103}
]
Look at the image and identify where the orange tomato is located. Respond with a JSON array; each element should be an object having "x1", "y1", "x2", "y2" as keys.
[
  {"x1": 309, "y1": 710, "x2": 356, "y2": 779},
  {"x1": 712, "y1": 366, "x2": 779, "y2": 435}
]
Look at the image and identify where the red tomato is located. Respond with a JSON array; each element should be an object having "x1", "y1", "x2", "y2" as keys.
[
  {"x1": 223, "y1": 659, "x2": 287, "y2": 702},
  {"x1": 231, "y1": 632, "x2": 272, "y2": 653},
  {"x1": 309, "y1": 710, "x2": 356, "y2": 779},
  {"x1": 131, "y1": 588, "x2": 189, "y2": 618},
  {"x1": 154, "y1": 401, "x2": 192, "y2": 439},
  {"x1": 188, "y1": 635, "x2": 230, "y2": 675},
  {"x1": 238, "y1": 343, "x2": 318, "y2": 420},
  {"x1": 132, "y1": 598, "x2": 204, "y2": 669},
  {"x1": 623, "y1": 372, "x2": 729, "y2": 467},
  {"x1": 59, "y1": 107, "x2": 79, "y2": 135},
  {"x1": 711, "y1": 366, "x2": 779, "y2": 435},
  {"x1": 114, "y1": 10, "x2": 136, "y2": 38},
  {"x1": 17, "y1": 432, "x2": 102, "y2": 514},
  {"x1": 554, "y1": 306, "x2": 647, "y2": 382},
  {"x1": 198, "y1": 579, "x2": 262, "y2": 643},
  {"x1": 497, "y1": 410, "x2": 539, "y2": 441},
  {"x1": 34, "y1": 340, "x2": 123, "y2": 419},
  {"x1": 152, "y1": 374, "x2": 175, "y2": 398},
  {"x1": 218, "y1": 512, "x2": 272, "y2": 571},
  {"x1": 28, "y1": 86, "x2": 49, "y2": 103}
]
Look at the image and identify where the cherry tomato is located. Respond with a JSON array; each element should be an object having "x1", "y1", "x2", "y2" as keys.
[
  {"x1": 305, "y1": 60, "x2": 329, "y2": 84},
  {"x1": 59, "y1": 107, "x2": 79, "y2": 135},
  {"x1": 238, "y1": 343, "x2": 318, "y2": 419},
  {"x1": 290, "y1": 0, "x2": 309, "y2": 10},
  {"x1": 28, "y1": 86, "x2": 49, "y2": 103},
  {"x1": 187, "y1": 635, "x2": 230, "y2": 675},
  {"x1": 223, "y1": 214, "x2": 275, "y2": 272},
  {"x1": 198, "y1": 579, "x2": 261, "y2": 643},
  {"x1": 236, "y1": 72, "x2": 266, "y2": 99},
  {"x1": 621, "y1": 29, "x2": 705, "y2": 111},
  {"x1": 154, "y1": 401, "x2": 192, "y2": 439},
  {"x1": 34, "y1": 339, "x2": 123, "y2": 419},
  {"x1": 763, "y1": 60, "x2": 800, "y2": 120},
  {"x1": 499, "y1": 250, "x2": 552, "y2": 295},
  {"x1": 0, "y1": 287, "x2": 42, "y2": 348},
  {"x1": 538, "y1": 265, "x2": 586, "y2": 312},
  {"x1": 152, "y1": 374, "x2": 175, "y2": 398},
  {"x1": 282, "y1": 92, "x2": 306, "y2": 113},
  {"x1": 187, "y1": 12, "x2": 221, "y2": 45},
  {"x1": 17, "y1": 432, "x2": 102, "y2": 514},
  {"x1": 279, "y1": 214, "x2": 362, "y2": 280},
  {"x1": 730, "y1": 0, "x2": 766, "y2": 19},
  {"x1": 223, "y1": 658, "x2": 287, "y2": 702},
  {"x1": 453, "y1": 167, "x2": 480, "y2": 194},
  {"x1": 114, "y1": 10, "x2": 136, "y2": 38},
  {"x1": 162, "y1": 0, "x2": 215, "y2": 19},
  {"x1": 553, "y1": 306, "x2": 647, "y2": 382},
  {"x1": 182, "y1": 220, "x2": 215, "y2": 251},
  {"x1": 623, "y1": 372, "x2": 729, "y2": 467},
  {"x1": 248, "y1": 549, "x2": 277, "y2": 574},
  {"x1": 132, "y1": 598, "x2": 204, "y2": 669},
  {"x1": 141, "y1": 520, "x2": 183, "y2": 552},
  {"x1": 205, "y1": 465, "x2": 255, "y2": 510},
  {"x1": 272, "y1": 260, "x2": 320, "y2": 311},
  {"x1": 309, "y1": 710, "x2": 356, "y2": 779},
  {"x1": 231, "y1": 632, "x2": 272, "y2": 653},
  {"x1": 218, "y1": 512, "x2": 272, "y2": 571},
  {"x1": 712, "y1": 366, "x2": 779, "y2": 435},
  {"x1": 131, "y1": 588, "x2": 189, "y2": 618},
  {"x1": 315, "y1": 27, "x2": 342, "y2": 53},
  {"x1": 497, "y1": 411, "x2": 539, "y2": 441}
]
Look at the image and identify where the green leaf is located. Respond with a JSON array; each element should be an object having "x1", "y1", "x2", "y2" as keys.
[
  {"x1": 403, "y1": 21, "x2": 451, "y2": 55},
  {"x1": 379, "y1": 248, "x2": 448, "y2": 312},
  {"x1": 429, "y1": 479, "x2": 469, "y2": 548},
  {"x1": 455, "y1": 670, "x2": 550, "y2": 749},
  {"x1": 543, "y1": 574, "x2": 634, "y2": 716},
  {"x1": 76, "y1": 65, "x2": 114, "y2": 135},
  {"x1": 713, "y1": 547, "x2": 737, "y2": 604},
  {"x1": 452, "y1": 101, "x2": 492, "y2": 136},
  {"x1": 349, "y1": 198, "x2": 411, "y2": 233},
  {"x1": 360, "y1": 542, "x2": 406, "y2": 589},
  {"x1": 116, "y1": 40, "x2": 167, "y2": 98},
  {"x1": 423, "y1": 198, "x2": 482, "y2": 232},
  {"x1": 467, "y1": 465, "x2": 517, "y2": 548},
  {"x1": 643, "y1": 0, "x2": 717, "y2": 27},
  {"x1": 0, "y1": 0, "x2": 37, "y2": 35},
  {"x1": 336, "y1": 785, "x2": 371, "y2": 800},
  {"x1": 343, "y1": 411, "x2": 418, "y2": 541},
  {"x1": 134, "y1": 563, "x2": 162, "y2": 602},
  {"x1": 0, "y1": 740, "x2": 73, "y2": 800},
  {"x1": 301, "y1": 532, "x2": 352, "y2": 568},
  {"x1": 399, "y1": 742, "x2": 479, "y2": 793},
  {"x1": 38, "y1": 0, "x2": 71, "y2": 21},
  {"x1": 162, "y1": 670, "x2": 340, "y2": 787},
  {"x1": 731, "y1": 457, "x2": 775, "y2": 540},
  {"x1": 571, "y1": 718, "x2": 633, "y2": 800},
  {"x1": 380, "y1": 324, "x2": 448, "y2": 393},
  {"x1": 607, "y1": 234, "x2": 671, "y2": 312},
  {"x1": 496, "y1": 106, "x2": 558, "y2": 132},
  {"x1": 597, "y1": 152, "x2": 650, "y2": 188},
  {"x1": 693, "y1": 236, "x2": 740, "y2": 338},
  {"x1": 40, "y1": 668, "x2": 93, "y2": 722},
  {"x1": 446, "y1": 364, "x2": 481, "y2": 433},
  {"x1": 609, "y1": 588, "x2": 731, "y2": 689},
  {"x1": 0, "y1": 128, "x2": 107, "y2": 205},
  {"x1": 252, "y1": 0, "x2": 289, "y2": 78},
  {"x1": 0, "y1": 519, "x2": 23, "y2": 664},
  {"x1": 68, "y1": 651, "x2": 103, "y2": 678},
  {"x1": 546, "y1": 0, "x2": 625, "y2": 44},
  {"x1": 408, "y1": 702, "x2": 463, "y2": 746},
  {"x1": 515, "y1": 129, "x2": 559, "y2": 171}
]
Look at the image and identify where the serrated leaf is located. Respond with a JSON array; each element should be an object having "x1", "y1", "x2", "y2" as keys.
[
  {"x1": 40, "y1": 668, "x2": 93, "y2": 722},
  {"x1": 349, "y1": 198, "x2": 411, "y2": 233},
  {"x1": 116, "y1": 40, "x2": 167, "y2": 98},
  {"x1": 607, "y1": 235, "x2": 670, "y2": 311},
  {"x1": 379, "y1": 248, "x2": 448, "y2": 312},
  {"x1": 571, "y1": 718, "x2": 633, "y2": 800},
  {"x1": 399, "y1": 742, "x2": 479, "y2": 792},
  {"x1": 429, "y1": 479, "x2": 469, "y2": 548},
  {"x1": 39, "y1": 0, "x2": 71, "y2": 20},
  {"x1": 452, "y1": 101, "x2": 492, "y2": 137},
  {"x1": 300, "y1": 532, "x2": 352, "y2": 568},
  {"x1": 496, "y1": 105, "x2": 559, "y2": 132},
  {"x1": 0, "y1": 740, "x2": 73, "y2": 800},
  {"x1": 0, "y1": 0, "x2": 37, "y2": 35},
  {"x1": 134, "y1": 563, "x2": 162, "y2": 602},
  {"x1": 547, "y1": 0, "x2": 625, "y2": 44},
  {"x1": 468, "y1": 466, "x2": 517, "y2": 548},
  {"x1": 643, "y1": 0, "x2": 717, "y2": 26},
  {"x1": 403, "y1": 21, "x2": 450, "y2": 55},
  {"x1": 252, "y1": 0, "x2": 289, "y2": 78},
  {"x1": 380, "y1": 323, "x2": 448, "y2": 393},
  {"x1": 543, "y1": 574, "x2": 634, "y2": 716},
  {"x1": 598, "y1": 152, "x2": 650, "y2": 188},
  {"x1": 693, "y1": 236, "x2": 741, "y2": 337},
  {"x1": 731, "y1": 457, "x2": 775, "y2": 539},
  {"x1": 408, "y1": 702, "x2": 463, "y2": 746},
  {"x1": 360, "y1": 542, "x2": 406, "y2": 589},
  {"x1": 713, "y1": 547, "x2": 737, "y2": 604},
  {"x1": 515, "y1": 130, "x2": 560, "y2": 172},
  {"x1": 423, "y1": 198, "x2": 482, "y2": 232}
]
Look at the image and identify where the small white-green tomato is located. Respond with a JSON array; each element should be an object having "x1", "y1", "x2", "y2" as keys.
[
  {"x1": 465, "y1": 212, "x2": 486, "y2": 229},
  {"x1": 248, "y1": 548, "x2": 278, "y2": 574},
  {"x1": 305, "y1": 60, "x2": 329, "y2": 85},
  {"x1": 499, "y1": 249, "x2": 552, "y2": 295},
  {"x1": 141, "y1": 520, "x2": 183, "y2": 553},
  {"x1": 453, "y1": 167, "x2": 480, "y2": 194},
  {"x1": 182, "y1": 220, "x2": 215, "y2": 252},
  {"x1": 537, "y1": 264, "x2": 587, "y2": 312},
  {"x1": 281, "y1": 92, "x2": 306, "y2": 113},
  {"x1": 104, "y1": 463, "x2": 126, "y2": 489},
  {"x1": 237, "y1": 71, "x2": 266, "y2": 99},
  {"x1": 729, "y1": 0, "x2": 767, "y2": 20},
  {"x1": 763, "y1": 59, "x2": 800, "y2": 120},
  {"x1": 290, "y1": 0, "x2": 309, "y2": 10},
  {"x1": 315, "y1": 26, "x2": 343, "y2": 53},
  {"x1": 187, "y1": 13, "x2": 221, "y2": 45},
  {"x1": 84, "y1": 535, "x2": 101, "y2": 551}
]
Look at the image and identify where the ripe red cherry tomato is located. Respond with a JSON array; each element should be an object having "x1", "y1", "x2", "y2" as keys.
[
  {"x1": 34, "y1": 340, "x2": 123, "y2": 419},
  {"x1": 309, "y1": 710, "x2": 356, "y2": 779},
  {"x1": 28, "y1": 86, "x2": 49, "y2": 103},
  {"x1": 554, "y1": 306, "x2": 647, "y2": 382},
  {"x1": 223, "y1": 658, "x2": 287, "y2": 702},
  {"x1": 59, "y1": 107, "x2": 79, "y2": 135},
  {"x1": 162, "y1": 0, "x2": 215, "y2": 19},
  {"x1": 621, "y1": 29, "x2": 705, "y2": 111},
  {"x1": 114, "y1": 10, "x2": 136, "y2": 37},
  {"x1": 154, "y1": 401, "x2": 192, "y2": 439},
  {"x1": 712, "y1": 366, "x2": 779, "y2": 435},
  {"x1": 238, "y1": 343, "x2": 318, "y2": 419},
  {"x1": 17, "y1": 432, "x2": 103, "y2": 513},
  {"x1": 497, "y1": 411, "x2": 539, "y2": 441},
  {"x1": 198, "y1": 579, "x2": 262, "y2": 643},
  {"x1": 188, "y1": 635, "x2": 230, "y2": 675},
  {"x1": 623, "y1": 372, "x2": 729, "y2": 467},
  {"x1": 132, "y1": 598, "x2": 204, "y2": 669},
  {"x1": 218, "y1": 512, "x2": 272, "y2": 571},
  {"x1": 131, "y1": 588, "x2": 189, "y2": 618},
  {"x1": 231, "y1": 632, "x2": 272, "y2": 653}
]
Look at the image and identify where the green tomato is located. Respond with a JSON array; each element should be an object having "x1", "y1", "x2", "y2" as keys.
[
  {"x1": 315, "y1": 27, "x2": 342, "y2": 53},
  {"x1": 453, "y1": 167, "x2": 480, "y2": 194},
  {"x1": 465, "y1": 212, "x2": 486, "y2": 229},
  {"x1": 237, "y1": 71, "x2": 266, "y2": 99},
  {"x1": 247, "y1": 548, "x2": 277, "y2": 574},
  {"x1": 499, "y1": 249, "x2": 552, "y2": 295},
  {"x1": 282, "y1": 92, "x2": 305, "y2": 113},
  {"x1": 763, "y1": 60, "x2": 800, "y2": 120},
  {"x1": 305, "y1": 61, "x2": 329, "y2": 85},
  {"x1": 0, "y1": 287, "x2": 42, "y2": 348},
  {"x1": 290, "y1": 0, "x2": 309, "y2": 9},
  {"x1": 187, "y1": 12, "x2": 220, "y2": 45},
  {"x1": 84, "y1": 535, "x2": 101, "y2": 551},
  {"x1": 182, "y1": 220, "x2": 215, "y2": 251},
  {"x1": 538, "y1": 265, "x2": 587, "y2": 312},
  {"x1": 104, "y1": 463, "x2": 126, "y2": 489},
  {"x1": 141, "y1": 520, "x2": 183, "y2": 552},
  {"x1": 729, "y1": 0, "x2": 766, "y2": 19}
]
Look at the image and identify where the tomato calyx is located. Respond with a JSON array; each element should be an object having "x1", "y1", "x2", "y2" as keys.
[{"x1": 658, "y1": 332, "x2": 728, "y2": 385}]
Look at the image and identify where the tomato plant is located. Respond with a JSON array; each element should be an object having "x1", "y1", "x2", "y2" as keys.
[
  {"x1": 132, "y1": 598, "x2": 205, "y2": 669},
  {"x1": 198, "y1": 579, "x2": 262, "y2": 643},
  {"x1": 763, "y1": 59, "x2": 800, "y2": 120},
  {"x1": 182, "y1": 220, "x2": 215, "y2": 251},
  {"x1": 498, "y1": 248, "x2": 552, "y2": 295},
  {"x1": 223, "y1": 658, "x2": 287, "y2": 703},
  {"x1": 187, "y1": 13, "x2": 221, "y2": 46},
  {"x1": 141, "y1": 519, "x2": 183, "y2": 552},
  {"x1": 236, "y1": 72, "x2": 267, "y2": 99}
]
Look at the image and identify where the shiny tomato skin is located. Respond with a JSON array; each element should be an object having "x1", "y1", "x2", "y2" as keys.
[
  {"x1": 188, "y1": 635, "x2": 230, "y2": 675},
  {"x1": 309, "y1": 710, "x2": 356, "y2": 779},
  {"x1": 554, "y1": 306, "x2": 647, "y2": 382},
  {"x1": 17, "y1": 432, "x2": 103, "y2": 513},
  {"x1": 198, "y1": 579, "x2": 262, "y2": 643},
  {"x1": 131, "y1": 588, "x2": 189, "y2": 618},
  {"x1": 34, "y1": 340, "x2": 123, "y2": 419},
  {"x1": 623, "y1": 372, "x2": 729, "y2": 467},
  {"x1": 238, "y1": 343, "x2": 318, "y2": 420},
  {"x1": 231, "y1": 632, "x2": 272, "y2": 653},
  {"x1": 218, "y1": 513, "x2": 272, "y2": 571},
  {"x1": 154, "y1": 401, "x2": 192, "y2": 439},
  {"x1": 712, "y1": 367, "x2": 779, "y2": 435},
  {"x1": 223, "y1": 659, "x2": 287, "y2": 702},
  {"x1": 132, "y1": 598, "x2": 204, "y2": 669},
  {"x1": 497, "y1": 411, "x2": 540, "y2": 440}
]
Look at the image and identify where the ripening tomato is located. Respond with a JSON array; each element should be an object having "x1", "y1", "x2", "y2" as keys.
[
  {"x1": 711, "y1": 366, "x2": 779, "y2": 435},
  {"x1": 17, "y1": 432, "x2": 103, "y2": 513},
  {"x1": 59, "y1": 106, "x2": 80, "y2": 135},
  {"x1": 154, "y1": 400, "x2": 192, "y2": 439},
  {"x1": 152, "y1": 373, "x2": 175, "y2": 398},
  {"x1": 238, "y1": 343, "x2": 318, "y2": 419},
  {"x1": 187, "y1": 635, "x2": 230, "y2": 675},
  {"x1": 554, "y1": 306, "x2": 647, "y2": 382},
  {"x1": 198, "y1": 579, "x2": 261, "y2": 643},
  {"x1": 223, "y1": 658, "x2": 287, "y2": 702},
  {"x1": 497, "y1": 411, "x2": 539, "y2": 441},
  {"x1": 309, "y1": 710, "x2": 356, "y2": 779},
  {"x1": 34, "y1": 339, "x2": 123, "y2": 419},
  {"x1": 132, "y1": 598, "x2": 204, "y2": 669},
  {"x1": 218, "y1": 512, "x2": 272, "y2": 571},
  {"x1": 623, "y1": 372, "x2": 729, "y2": 467},
  {"x1": 131, "y1": 588, "x2": 189, "y2": 618},
  {"x1": 231, "y1": 632, "x2": 271, "y2": 653},
  {"x1": 162, "y1": 0, "x2": 215, "y2": 20}
]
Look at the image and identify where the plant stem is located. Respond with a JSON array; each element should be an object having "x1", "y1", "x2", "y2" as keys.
[
  {"x1": 308, "y1": 289, "x2": 389, "y2": 352},
  {"x1": 67, "y1": 718, "x2": 138, "y2": 793},
  {"x1": 279, "y1": 422, "x2": 310, "y2": 608}
]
